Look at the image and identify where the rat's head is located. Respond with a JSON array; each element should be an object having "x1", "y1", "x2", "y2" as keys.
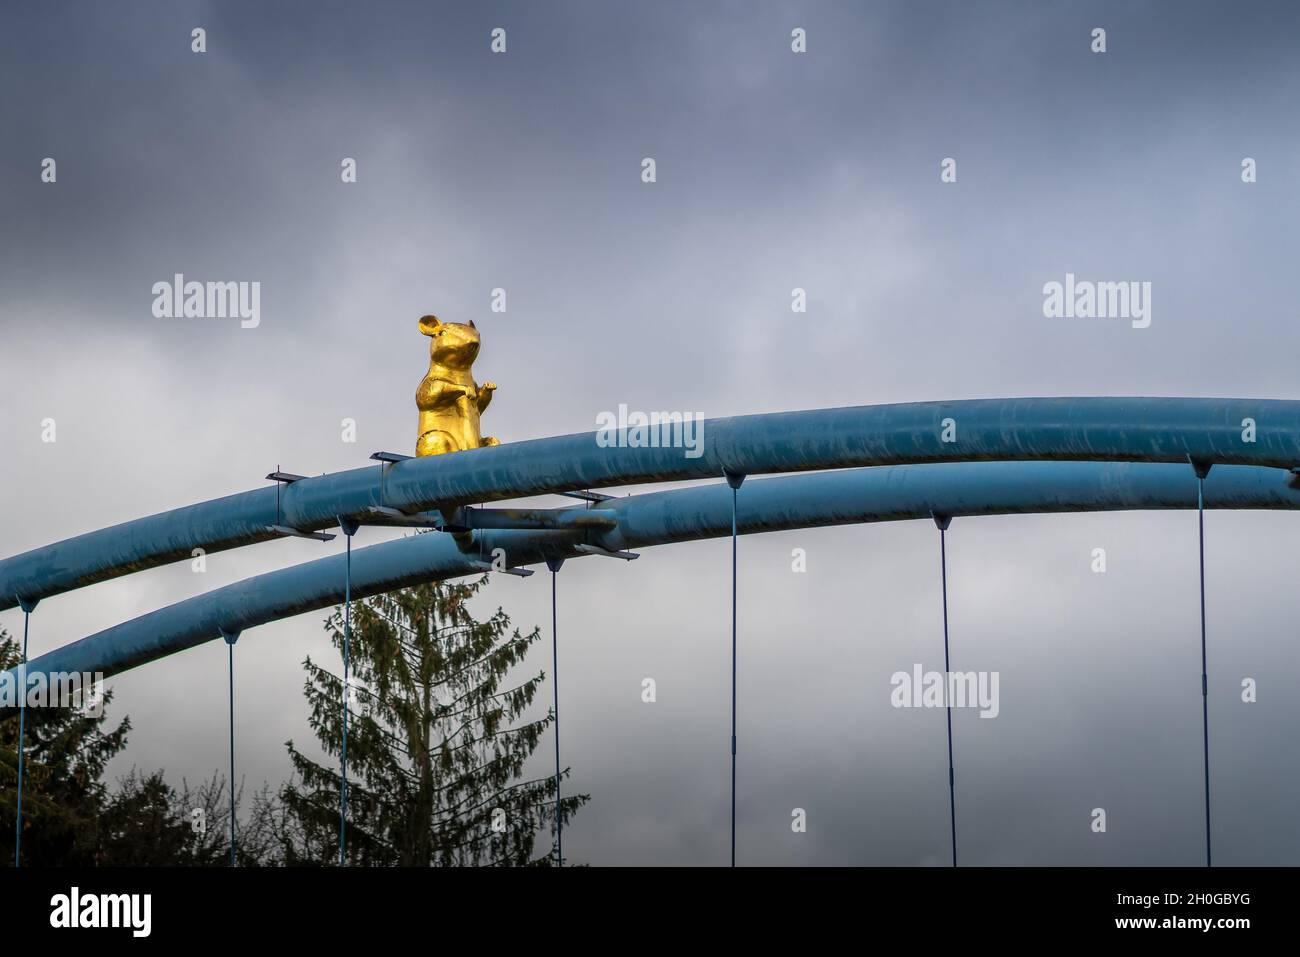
[{"x1": 418, "y1": 315, "x2": 481, "y2": 368}]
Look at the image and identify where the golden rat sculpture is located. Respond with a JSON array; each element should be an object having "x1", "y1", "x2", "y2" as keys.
[{"x1": 414, "y1": 314, "x2": 499, "y2": 456}]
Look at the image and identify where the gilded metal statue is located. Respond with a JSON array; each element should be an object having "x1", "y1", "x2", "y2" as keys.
[{"x1": 414, "y1": 314, "x2": 499, "y2": 456}]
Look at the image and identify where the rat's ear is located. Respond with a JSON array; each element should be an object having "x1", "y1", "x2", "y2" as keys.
[
  {"x1": 468, "y1": 319, "x2": 477, "y2": 329},
  {"x1": 418, "y1": 314, "x2": 442, "y2": 336}
]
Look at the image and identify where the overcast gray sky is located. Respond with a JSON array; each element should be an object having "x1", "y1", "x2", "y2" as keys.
[{"x1": 3, "y1": 0, "x2": 1300, "y2": 865}]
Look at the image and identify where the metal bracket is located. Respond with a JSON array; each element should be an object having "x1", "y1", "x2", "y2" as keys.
[
  {"x1": 266, "y1": 467, "x2": 308, "y2": 528},
  {"x1": 220, "y1": 627, "x2": 241, "y2": 646},
  {"x1": 1289, "y1": 468, "x2": 1300, "y2": 490},
  {"x1": 370, "y1": 452, "x2": 413, "y2": 510},
  {"x1": 366, "y1": 505, "x2": 411, "y2": 520},
  {"x1": 1188, "y1": 455, "x2": 1213, "y2": 480},
  {"x1": 440, "y1": 506, "x2": 617, "y2": 532},
  {"x1": 16, "y1": 595, "x2": 39, "y2": 614},
  {"x1": 932, "y1": 512, "x2": 953, "y2": 531},
  {"x1": 360, "y1": 505, "x2": 442, "y2": 528},
  {"x1": 466, "y1": 559, "x2": 534, "y2": 578},
  {"x1": 545, "y1": 557, "x2": 565, "y2": 573},
  {"x1": 573, "y1": 544, "x2": 640, "y2": 561},
  {"x1": 724, "y1": 470, "x2": 746, "y2": 491},
  {"x1": 557, "y1": 490, "x2": 613, "y2": 503},
  {"x1": 265, "y1": 524, "x2": 337, "y2": 542},
  {"x1": 439, "y1": 506, "x2": 473, "y2": 534},
  {"x1": 337, "y1": 516, "x2": 360, "y2": 537}
]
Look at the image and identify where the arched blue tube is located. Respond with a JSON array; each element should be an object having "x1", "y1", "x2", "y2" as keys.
[
  {"x1": 7, "y1": 459, "x2": 1298, "y2": 687},
  {"x1": 3, "y1": 397, "x2": 1300, "y2": 611}
]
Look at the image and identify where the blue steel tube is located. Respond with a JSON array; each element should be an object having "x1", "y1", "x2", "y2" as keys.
[
  {"x1": 5, "y1": 398, "x2": 1300, "y2": 610},
  {"x1": 7, "y1": 460, "x2": 1300, "y2": 686}
]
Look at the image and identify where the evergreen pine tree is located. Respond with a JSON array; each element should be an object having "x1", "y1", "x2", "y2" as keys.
[
  {"x1": 0, "y1": 631, "x2": 129, "y2": 865},
  {"x1": 2, "y1": 632, "x2": 280, "y2": 866},
  {"x1": 282, "y1": 575, "x2": 586, "y2": 866}
]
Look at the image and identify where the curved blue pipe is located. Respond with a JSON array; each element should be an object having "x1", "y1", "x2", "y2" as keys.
[
  {"x1": 4, "y1": 397, "x2": 1300, "y2": 611},
  {"x1": 8, "y1": 460, "x2": 1298, "y2": 686}
]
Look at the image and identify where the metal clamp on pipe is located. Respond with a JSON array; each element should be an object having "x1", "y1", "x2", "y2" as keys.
[
  {"x1": 437, "y1": 505, "x2": 618, "y2": 533},
  {"x1": 360, "y1": 506, "x2": 443, "y2": 528},
  {"x1": 573, "y1": 543, "x2": 639, "y2": 561},
  {"x1": 466, "y1": 560, "x2": 534, "y2": 578},
  {"x1": 265, "y1": 525, "x2": 337, "y2": 542},
  {"x1": 556, "y1": 490, "x2": 613, "y2": 503}
]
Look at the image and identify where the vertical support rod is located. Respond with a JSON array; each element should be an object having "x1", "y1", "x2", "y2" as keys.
[
  {"x1": 1197, "y1": 472, "x2": 1212, "y2": 867},
  {"x1": 339, "y1": 523, "x2": 354, "y2": 867},
  {"x1": 730, "y1": 486, "x2": 737, "y2": 868},
  {"x1": 228, "y1": 641, "x2": 235, "y2": 865},
  {"x1": 14, "y1": 606, "x2": 31, "y2": 867},
  {"x1": 546, "y1": 557, "x2": 564, "y2": 866},
  {"x1": 934, "y1": 515, "x2": 956, "y2": 867},
  {"x1": 724, "y1": 470, "x2": 744, "y2": 867},
  {"x1": 221, "y1": 627, "x2": 240, "y2": 867}
]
